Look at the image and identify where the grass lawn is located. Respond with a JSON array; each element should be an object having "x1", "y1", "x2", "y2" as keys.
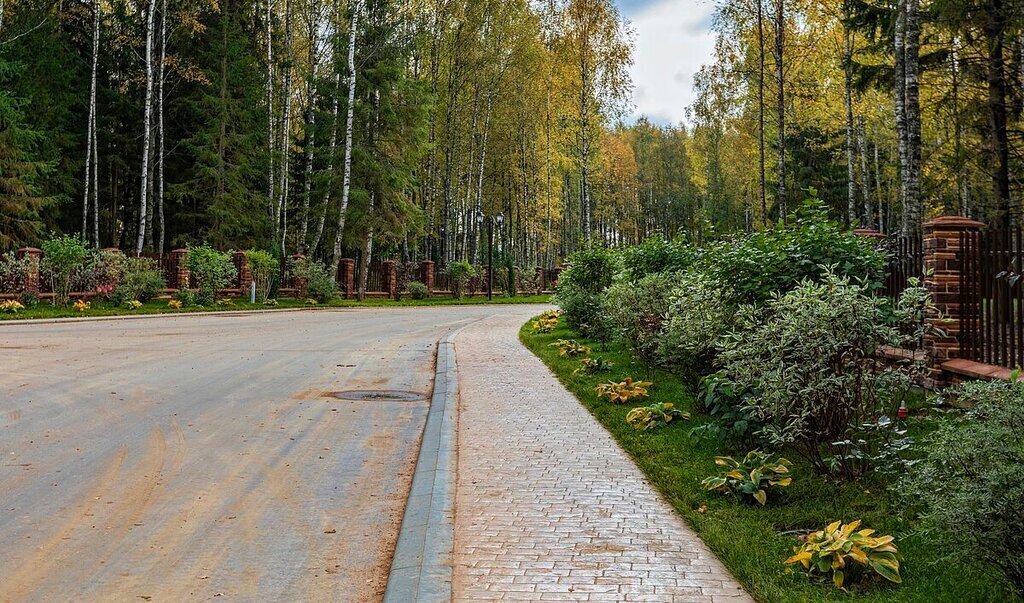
[
  {"x1": 520, "y1": 315, "x2": 1013, "y2": 603},
  {"x1": 0, "y1": 294, "x2": 553, "y2": 321}
]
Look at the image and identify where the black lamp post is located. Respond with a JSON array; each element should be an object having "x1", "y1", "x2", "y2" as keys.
[{"x1": 476, "y1": 210, "x2": 505, "y2": 301}]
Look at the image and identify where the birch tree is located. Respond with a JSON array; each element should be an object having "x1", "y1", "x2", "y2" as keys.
[
  {"x1": 329, "y1": 0, "x2": 359, "y2": 279},
  {"x1": 136, "y1": 0, "x2": 158, "y2": 254}
]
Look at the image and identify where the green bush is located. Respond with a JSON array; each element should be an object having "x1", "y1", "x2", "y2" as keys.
[
  {"x1": 289, "y1": 257, "x2": 337, "y2": 303},
  {"x1": 603, "y1": 272, "x2": 677, "y2": 364},
  {"x1": 619, "y1": 236, "x2": 696, "y2": 282},
  {"x1": 696, "y1": 197, "x2": 885, "y2": 306},
  {"x1": 244, "y1": 249, "x2": 277, "y2": 303},
  {"x1": 555, "y1": 247, "x2": 617, "y2": 339},
  {"x1": 40, "y1": 234, "x2": 90, "y2": 306},
  {"x1": 0, "y1": 251, "x2": 33, "y2": 294},
  {"x1": 718, "y1": 272, "x2": 920, "y2": 480},
  {"x1": 446, "y1": 261, "x2": 476, "y2": 299},
  {"x1": 115, "y1": 257, "x2": 166, "y2": 303},
  {"x1": 406, "y1": 281, "x2": 429, "y2": 300},
  {"x1": 185, "y1": 245, "x2": 237, "y2": 305},
  {"x1": 896, "y1": 379, "x2": 1024, "y2": 595},
  {"x1": 658, "y1": 269, "x2": 731, "y2": 369}
]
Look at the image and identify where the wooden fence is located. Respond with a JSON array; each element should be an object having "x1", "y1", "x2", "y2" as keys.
[{"x1": 958, "y1": 227, "x2": 1024, "y2": 369}]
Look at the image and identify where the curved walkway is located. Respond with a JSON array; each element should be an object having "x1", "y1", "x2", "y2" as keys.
[{"x1": 453, "y1": 312, "x2": 752, "y2": 602}]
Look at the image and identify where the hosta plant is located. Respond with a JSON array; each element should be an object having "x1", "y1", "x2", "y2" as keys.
[
  {"x1": 0, "y1": 300, "x2": 25, "y2": 313},
  {"x1": 216, "y1": 298, "x2": 234, "y2": 306},
  {"x1": 124, "y1": 300, "x2": 143, "y2": 310},
  {"x1": 626, "y1": 402, "x2": 690, "y2": 431},
  {"x1": 305, "y1": 298, "x2": 319, "y2": 305},
  {"x1": 550, "y1": 339, "x2": 591, "y2": 357},
  {"x1": 539, "y1": 309, "x2": 561, "y2": 321},
  {"x1": 532, "y1": 315, "x2": 558, "y2": 333},
  {"x1": 701, "y1": 451, "x2": 792, "y2": 506},
  {"x1": 574, "y1": 356, "x2": 614, "y2": 375},
  {"x1": 167, "y1": 299, "x2": 183, "y2": 309},
  {"x1": 264, "y1": 298, "x2": 279, "y2": 306},
  {"x1": 596, "y1": 378, "x2": 653, "y2": 405},
  {"x1": 73, "y1": 299, "x2": 91, "y2": 312},
  {"x1": 785, "y1": 520, "x2": 901, "y2": 589}
]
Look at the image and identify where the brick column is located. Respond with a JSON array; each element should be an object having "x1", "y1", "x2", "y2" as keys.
[
  {"x1": 234, "y1": 251, "x2": 252, "y2": 294},
  {"x1": 339, "y1": 258, "x2": 355, "y2": 298},
  {"x1": 169, "y1": 249, "x2": 190, "y2": 290},
  {"x1": 922, "y1": 216, "x2": 985, "y2": 386},
  {"x1": 420, "y1": 260, "x2": 435, "y2": 294},
  {"x1": 536, "y1": 266, "x2": 545, "y2": 293},
  {"x1": 289, "y1": 254, "x2": 307, "y2": 298},
  {"x1": 550, "y1": 267, "x2": 562, "y2": 289},
  {"x1": 15, "y1": 247, "x2": 42, "y2": 293},
  {"x1": 382, "y1": 260, "x2": 397, "y2": 299}
]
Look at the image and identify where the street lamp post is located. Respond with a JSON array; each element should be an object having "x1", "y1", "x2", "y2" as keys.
[{"x1": 476, "y1": 210, "x2": 505, "y2": 301}]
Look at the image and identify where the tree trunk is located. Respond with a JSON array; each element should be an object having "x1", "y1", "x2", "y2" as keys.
[
  {"x1": 265, "y1": 0, "x2": 276, "y2": 239},
  {"x1": 773, "y1": 0, "x2": 786, "y2": 219},
  {"x1": 136, "y1": 0, "x2": 158, "y2": 255},
  {"x1": 894, "y1": 0, "x2": 908, "y2": 232},
  {"x1": 844, "y1": 21, "x2": 857, "y2": 225},
  {"x1": 904, "y1": 0, "x2": 922, "y2": 233},
  {"x1": 300, "y1": 22, "x2": 319, "y2": 251},
  {"x1": 83, "y1": 0, "x2": 100, "y2": 245},
  {"x1": 985, "y1": 0, "x2": 1011, "y2": 227},
  {"x1": 757, "y1": 0, "x2": 767, "y2": 223},
  {"x1": 329, "y1": 0, "x2": 359, "y2": 278},
  {"x1": 277, "y1": 0, "x2": 293, "y2": 254},
  {"x1": 157, "y1": 0, "x2": 167, "y2": 253}
]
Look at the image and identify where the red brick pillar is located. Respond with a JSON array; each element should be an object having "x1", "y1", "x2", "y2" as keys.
[
  {"x1": 420, "y1": 260, "x2": 435, "y2": 294},
  {"x1": 383, "y1": 260, "x2": 397, "y2": 299},
  {"x1": 234, "y1": 252, "x2": 252, "y2": 295},
  {"x1": 289, "y1": 254, "x2": 307, "y2": 298},
  {"x1": 536, "y1": 266, "x2": 545, "y2": 293},
  {"x1": 169, "y1": 249, "x2": 190, "y2": 290},
  {"x1": 551, "y1": 266, "x2": 563, "y2": 289},
  {"x1": 922, "y1": 216, "x2": 985, "y2": 386},
  {"x1": 339, "y1": 258, "x2": 355, "y2": 298},
  {"x1": 853, "y1": 228, "x2": 886, "y2": 242},
  {"x1": 15, "y1": 247, "x2": 42, "y2": 293}
]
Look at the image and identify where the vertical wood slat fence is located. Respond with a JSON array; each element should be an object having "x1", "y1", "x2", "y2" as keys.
[
  {"x1": 959, "y1": 227, "x2": 1024, "y2": 369},
  {"x1": 884, "y1": 232, "x2": 923, "y2": 301}
]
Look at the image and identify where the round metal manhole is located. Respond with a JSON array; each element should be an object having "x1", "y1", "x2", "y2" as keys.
[{"x1": 328, "y1": 390, "x2": 426, "y2": 402}]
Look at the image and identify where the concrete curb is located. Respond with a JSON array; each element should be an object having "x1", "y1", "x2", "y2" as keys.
[
  {"x1": 0, "y1": 306, "x2": 355, "y2": 327},
  {"x1": 383, "y1": 323, "x2": 470, "y2": 603}
]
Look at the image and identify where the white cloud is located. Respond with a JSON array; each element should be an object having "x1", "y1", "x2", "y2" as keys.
[{"x1": 625, "y1": 0, "x2": 716, "y2": 126}]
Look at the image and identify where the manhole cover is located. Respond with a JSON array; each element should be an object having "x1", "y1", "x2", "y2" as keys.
[{"x1": 329, "y1": 390, "x2": 426, "y2": 402}]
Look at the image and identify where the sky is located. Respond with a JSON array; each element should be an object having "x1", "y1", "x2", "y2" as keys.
[{"x1": 615, "y1": 0, "x2": 717, "y2": 127}]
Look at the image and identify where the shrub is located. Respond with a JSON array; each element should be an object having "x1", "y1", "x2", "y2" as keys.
[
  {"x1": 658, "y1": 270, "x2": 731, "y2": 369},
  {"x1": 701, "y1": 451, "x2": 792, "y2": 506},
  {"x1": 718, "y1": 272, "x2": 919, "y2": 479},
  {"x1": 603, "y1": 272, "x2": 677, "y2": 364},
  {"x1": 406, "y1": 281, "x2": 429, "y2": 300},
  {"x1": 696, "y1": 197, "x2": 885, "y2": 306},
  {"x1": 626, "y1": 402, "x2": 689, "y2": 431},
  {"x1": 785, "y1": 520, "x2": 901, "y2": 589},
  {"x1": 289, "y1": 257, "x2": 337, "y2": 303},
  {"x1": 78, "y1": 249, "x2": 124, "y2": 299},
  {"x1": 0, "y1": 251, "x2": 32, "y2": 294},
  {"x1": 556, "y1": 247, "x2": 617, "y2": 340},
  {"x1": 690, "y1": 371, "x2": 762, "y2": 445},
  {"x1": 447, "y1": 261, "x2": 476, "y2": 299},
  {"x1": 40, "y1": 234, "x2": 89, "y2": 306},
  {"x1": 895, "y1": 378, "x2": 1024, "y2": 594},
  {"x1": 115, "y1": 257, "x2": 166, "y2": 304},
  {"x1": 185, "y1": 245, "x2": 237, "y2": 305},
  {"x1": 595, "y1": 378, "x2": 652, "y2": 405},
  {"x1": 619, "y1": 236, "x2": 696, "y2": 282},
  {"x1": 244, "y1": 250, "x2": 277, "y2": 303},
  {"x1": 174, "y1": 287, "x2": 198, "y2": 307}
]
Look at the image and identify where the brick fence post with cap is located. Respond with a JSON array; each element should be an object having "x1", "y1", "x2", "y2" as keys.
[
  {"x1": 169, "y1": 249, "x2": 190, "y2": 290},
  {"x1": 234, "y1": 251, "x2": 252, "y2": 295},
  {"x1": 921, "y1": 216, "x2": 985, "y2": 387},
  {"x1": 15, "y1": 247, "x2": 42, "y2": 293},
  {"x1": 289, "y1": 254, "x2": 308, "y2": 298},
  {"x1": 420, "y1": 260, "x2": 434, "y2": 295},
  {"x1": 383, "y1": 260, "x2": 397, "y2": 299},
  {"x1": 339, "y1": 258, "x2": 355, "y2": 298}
]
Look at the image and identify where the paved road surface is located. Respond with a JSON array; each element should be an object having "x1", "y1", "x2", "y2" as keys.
[{"x1": 0, "y1": 306, "x2": 542, "y2": 602}]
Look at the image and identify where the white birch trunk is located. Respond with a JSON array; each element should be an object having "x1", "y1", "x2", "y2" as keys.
[
  {"x1": 329, "y1": 0, "x2": 359, "y2": 278},
  {"x1": 157, "y1": 0, "x2": 167, "y2": 253},
  {"x1": 136, "y1": 0, "x2": 158, "y2": 255},
  {"x1": 83, "y1": 0, "x2": 100, "y2": 243},
  {"x1": 277, "y1": 0, "x2": 293, "y2": 254},
  {"x1": 265, "y1": 0, "x2": 276, "y2": 233}
]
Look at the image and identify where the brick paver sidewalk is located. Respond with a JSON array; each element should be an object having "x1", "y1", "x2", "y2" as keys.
[{"x1": 452, "y1": 313, "x2": 753, "y2": 602}]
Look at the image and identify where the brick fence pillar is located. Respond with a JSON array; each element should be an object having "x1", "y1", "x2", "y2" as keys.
[
  {"x1": 15, "y1": 247, "x2": 42, "y2": 293},
  {"x1": 289, "y1": 254, "x2": 307, "y2": 298},
  {"x1": 382, "y1": 260, "x2": 397, "y2": 299},
  {"x1": 550, "y1": 266, "x2": 562, "y2": 289},
  {"x1": 853, "y1": 227, "x2": 886, "y2": 241},
  {"x1": 169, "y1": 249, "x2": 190, "y2": 290},
  {"x1": 339, "y1": 258, "x2": 355, "y2": 298},
  {"x1": 420, "y1": 260, "x2": 435, "y2": 294},
  {"x1": 233, "y1": 251, "x2": 252, "y2": 296},
  {"x1": 536, "y1": 266, "x2": 545, "y2": 293},
  {"x1": 922, "y1": 216, "x2": 986, "y2": 386}
]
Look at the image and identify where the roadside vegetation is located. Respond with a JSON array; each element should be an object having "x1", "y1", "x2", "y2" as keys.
[{"x1": 522, "y1": 199, "x2": 1020, "y2": 602}]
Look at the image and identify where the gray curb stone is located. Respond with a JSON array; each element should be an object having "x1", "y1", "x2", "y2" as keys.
[{"x1": 383, "y1": 326, "x2": 464, "y2": 603}]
